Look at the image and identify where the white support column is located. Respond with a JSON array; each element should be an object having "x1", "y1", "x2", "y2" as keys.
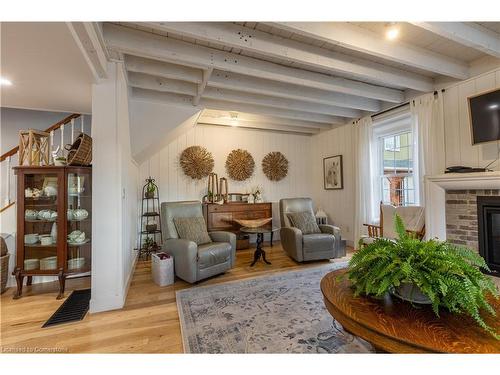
[
  {"x1": 90, "y1": 62, "x2": 137, "y2": 313},
  {"x1": 81, "y1": 114, "x2": 85, "y2": 134}
]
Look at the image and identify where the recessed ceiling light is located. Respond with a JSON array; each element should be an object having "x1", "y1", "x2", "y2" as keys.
[
  {"x1": 488, "y1": 103, "x2": 499, "y2": 110},
  {"x1": 385, "y1": 23, "x2": 400, "y2": 41},
  {"x1": 0, "y1": 77, "x2": 13, "y2": 86}
]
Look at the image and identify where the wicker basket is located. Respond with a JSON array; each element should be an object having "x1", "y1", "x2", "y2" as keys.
[
  {"x1": 1, "y1": 254, "x2": 10, "y2": 294},
  {"x1": 65, "y1": 133, "x2": 92, "y2": 166}
]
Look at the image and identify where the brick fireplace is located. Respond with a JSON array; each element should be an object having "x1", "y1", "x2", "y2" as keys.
[{"x1": 445, "y1": 189, "x2": 499, "y2": 251}]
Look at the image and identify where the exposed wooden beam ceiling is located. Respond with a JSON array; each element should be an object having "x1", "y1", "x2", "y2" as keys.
[
  {"x1": 202, "y1": 87, "x2": 361, "y2": 118},
  {"x1": 103, "y1": 23, "x2": 405, "y2": 103},
  {"x1": 208, "y1": 70, "x2": 379, "y2": 111},
  {"x1": 130, "y1": 87, "x2": 340, "y2": 126},
  {"x1": 125, "y1": 55, "x2": 203, "y2": 83},
  {"x1": 267, "y1": 22, "x2": 470, "y2": 80},
  {"x1": 194, "y1": 68, "x2": 212, "y2": 105},
  {"x1": 67, "y1": 22, "x2": 108, "y2": 81},
  {"x1": 138, "y1": 22, "x2": 434, "y2": 91},
  {"x1": 128, "y1": 71, "x2": 198, "y2": 96},
  {"x1": 200, "y1": 110, "x2": 328, "y2": 129},
  {"x1": 197, "y1": 118, "x2": 321, "y2": 135},
  {"x1": 123, "y1": 56, "x2": 377, "y2": 113},
  {"x1": 410, "y1": 22, "x2": 500, "y2": 59}
]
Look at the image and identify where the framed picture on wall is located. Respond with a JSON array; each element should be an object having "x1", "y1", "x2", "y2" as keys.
[{"x1": 323, "y1": 155, "x2": 343, "y2": 190}]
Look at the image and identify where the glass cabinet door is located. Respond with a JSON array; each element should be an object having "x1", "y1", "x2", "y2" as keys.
[
  {"x1": 23, "y1": 172, "x2": 61, "y2": 272},
  {"x1": 66, "y1": 169, "x2": 91, "y2": 273}
]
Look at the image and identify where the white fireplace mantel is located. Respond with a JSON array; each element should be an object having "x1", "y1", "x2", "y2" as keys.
[{"x1": 424, "y1": 171, "x2": 500, "y2": 240}]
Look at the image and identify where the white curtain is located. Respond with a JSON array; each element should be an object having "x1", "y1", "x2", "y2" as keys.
[
  {"x1": 410, "y1": 92, "x2": 445, "y2": 204},
  {"x1": 353, "y1": 115, "x2": 376, "y2": 247}
]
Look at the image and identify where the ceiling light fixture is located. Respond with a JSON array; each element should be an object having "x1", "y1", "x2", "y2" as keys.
[
  {"x1": 0, "y1": 77, "x2": 13, "y2": 86},
  {"x1": 385, "y1": 23, "x2": 400, "y2": 41},
  {"x1": 229, "y1": 112, "x2": 239, "y2": 127}
]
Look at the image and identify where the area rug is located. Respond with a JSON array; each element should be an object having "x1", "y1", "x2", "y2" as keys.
[{"x1": 176, "y1": 263, "x2": 374, "y2": 353}]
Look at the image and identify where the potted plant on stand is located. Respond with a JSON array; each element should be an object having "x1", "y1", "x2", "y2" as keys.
[
  {"x1": 349, "y1": 215, "x2": 499, "y2": 339},
  {"x1": 145, "y1": 180, "x2": 156, "y2": 199}
]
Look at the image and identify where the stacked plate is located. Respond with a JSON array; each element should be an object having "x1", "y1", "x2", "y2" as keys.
[
  {"x1": 40, "y1": 256, "x2": 58, "y2": 270},
  {"x1": 67, "y1": 257, "x2": 85, "y2": 270},
  {"x1": 24, "y1": 258, "x2": 40, "y2": 270}
]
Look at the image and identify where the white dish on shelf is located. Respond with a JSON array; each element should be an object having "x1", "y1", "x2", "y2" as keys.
[
  {"x1": 37, "y1": 209, "x2": 57, "y2": 221},
  {"x1": 40, "y1": 256, "x2": 58, "y2": 270},
  {"x1": 25, "y1": 209, "x2": 38, "y2": 221},
  {"x1": 40, "y1": 235, "x2": 53, "y2": 246},
  {"x1": 24, "y1": 258, "x2": 40, "y2": 270},
  {"x1": 72, "y1": 208, "x2": 89, "y2": 221},
  {"x1": 68, "y1": 230, "x2": 85, "y2": 242},
  {"x1": 67, "y1": 257, "x2": 86, "y2": 269},
  {"x1": 24, "y1": 234, "x2": 39, "y2": 245},
  {"x1": 68, "y1": 238, "x2": 90, "y2": 246}
]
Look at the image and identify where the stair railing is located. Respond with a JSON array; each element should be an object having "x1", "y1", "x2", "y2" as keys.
[{"x1": 0, "y1": 113, "x2": 86, "y2": 212}]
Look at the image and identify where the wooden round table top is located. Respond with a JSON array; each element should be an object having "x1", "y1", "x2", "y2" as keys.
[{"x1": 321, "y1": 269, "x2": 500, "y2": 353}]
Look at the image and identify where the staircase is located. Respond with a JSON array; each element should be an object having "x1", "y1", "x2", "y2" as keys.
[{"x1": 1, "y1": 113, "x2": 86, "y2": 213}]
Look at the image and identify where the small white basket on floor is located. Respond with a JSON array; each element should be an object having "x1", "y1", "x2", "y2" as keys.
[{"x1": 151, "y1": 253, "x2": 174, "y2": 286}]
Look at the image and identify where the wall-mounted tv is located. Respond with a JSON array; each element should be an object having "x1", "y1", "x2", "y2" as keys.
[{"x1": 468, "y1": 88, "x2": 500, "y2": 145}]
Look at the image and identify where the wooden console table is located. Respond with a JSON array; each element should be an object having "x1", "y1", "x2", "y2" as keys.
[
  {"x1": 203, "y1": 202, "x2": 273, "y2": 249},
  {"x1": 321, "y1": 269, "x2": 500, "y2": 353}
]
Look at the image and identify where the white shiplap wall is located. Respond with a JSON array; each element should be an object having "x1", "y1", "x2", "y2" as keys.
[
  {"x1": 443, "y1": 67, "x2": 500, "y2": 170},
  {"x1": 311, "y1": 124, "x2": 355, "y2": 244},
  {"x1": 138, "y1": 125, "x2": 313, "y2": 225}
]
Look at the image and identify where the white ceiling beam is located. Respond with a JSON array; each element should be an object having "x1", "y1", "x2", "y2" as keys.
[
  {"x1": 208, "y1": 70, "x2": 379, "y2": 112},
  {"x1": 269, "y1": 22, "x2": 470, "y2": 80},
  {"x1": 410, "y1": 22, "x2": 500, "y2": 59},
  {"x1": 200, "y1": 98, "x2": 341, "y2": 125},
  {"x1": 128, "y1": 71, "x2": 198, "y2": 96},
  {"x1": 125, "y1": 55, "x2": 203, "y2": 83},
  {"x1": 203, "y1": 87, "x2": 361, "y2": 118},
  {"x1": 102, "y1": 23, "x2": 405, "y2": 103},
  {"x1": 130, "y1": 87, "x2": 339, "y2": 126},
  {"x1": 197, "y1": 118, "x2": 320, "y2": 135},
  {"x1": 139, "y1": 22, "x2": 434, "y2": 91},
  {"x1": 201, "y1": 110, "x2": 329, "y2": 129},
  {"x1": 194, "y1": 68, "x2": 213, "y2": 105},
  {"x1": 67, "y1": 22, "x2": 108, "y2": 82}
]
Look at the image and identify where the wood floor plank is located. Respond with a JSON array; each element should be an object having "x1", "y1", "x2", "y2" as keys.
[{"x1": 1, "y1": 243, "x2": 353, "y2": 353}]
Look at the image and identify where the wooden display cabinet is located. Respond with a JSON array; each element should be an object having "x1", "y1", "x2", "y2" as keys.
[{"x1": 13, "y1": 166, "x2": 92, "y2": 299}]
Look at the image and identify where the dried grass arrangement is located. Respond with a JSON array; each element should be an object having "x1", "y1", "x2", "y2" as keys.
[
  {"x1": 262, "y1": 151, "x2": 288, "y2": 181},
  {"x1": 180, "y1": 146, "x2": 214, "y2": 180},
  {"x1": 225, "y1": 149, "x2": 255, "y2": 181}
]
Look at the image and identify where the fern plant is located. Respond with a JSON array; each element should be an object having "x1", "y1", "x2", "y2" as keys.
[{"x1": 348, "y1": 215, "x2": 499, "y2": 339}]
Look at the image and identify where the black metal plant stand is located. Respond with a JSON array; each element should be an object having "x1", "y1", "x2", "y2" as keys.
[{"x1": 138, "y1": 177, "x2": 163, "y2": 260}]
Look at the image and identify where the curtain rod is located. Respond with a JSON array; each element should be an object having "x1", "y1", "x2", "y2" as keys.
[{"x1": 370, "y1": 88, "x2": 446, "y2": 120}]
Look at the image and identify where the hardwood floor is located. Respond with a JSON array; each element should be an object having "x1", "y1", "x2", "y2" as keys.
[{"x1": 0, "y1": 242, "x2": 354, "y2": 353}]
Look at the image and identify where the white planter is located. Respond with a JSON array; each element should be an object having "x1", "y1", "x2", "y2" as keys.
[{"x1": 151, "y1": 253, "x2": 174, "y2": 286}]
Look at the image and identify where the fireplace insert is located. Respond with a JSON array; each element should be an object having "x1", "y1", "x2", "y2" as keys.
[{"x1": 477, "y1": 196, "x2": 500, "y2": 275}]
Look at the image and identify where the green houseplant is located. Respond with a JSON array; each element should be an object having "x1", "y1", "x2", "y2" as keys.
[
  {"x1": 349, "y1": 215, "x2": 499, "y2": 339},
  {"x1": 145, "y1": 179, "x2": 155, "y2": 199}
]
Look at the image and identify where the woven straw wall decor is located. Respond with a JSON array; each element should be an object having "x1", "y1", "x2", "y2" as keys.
[
  {"x1": 262, "y1": 151, "x2": 289, "y2": 181},
  {"x1": 179, "y1": 145, "x2": 214, "y2": 180},
  {"x1": 225, "y1": 149, "x2": 255, "y2": 181}
]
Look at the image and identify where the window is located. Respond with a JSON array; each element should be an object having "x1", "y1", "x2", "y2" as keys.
[{"x1": 380, "y1": 131, "x2": 415, "y2": 206}]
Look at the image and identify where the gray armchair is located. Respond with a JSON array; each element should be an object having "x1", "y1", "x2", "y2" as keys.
[
  {"x1": 161, "y1": 201, "x2": 236, "y2": 283},
  {"x1": 279, "y1": 198, "x2": 345, "y2": 262}
]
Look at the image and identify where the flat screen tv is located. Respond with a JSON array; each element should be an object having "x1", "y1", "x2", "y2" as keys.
[{"x1": 468, "y1": 88, "x2": 500, "y2": 145}]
